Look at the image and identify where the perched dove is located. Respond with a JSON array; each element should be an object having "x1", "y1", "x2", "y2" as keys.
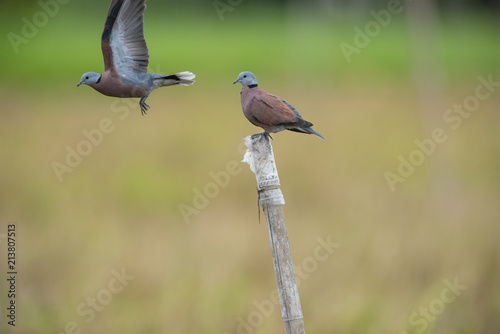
[
  {"x1": 233, "y1": 72, "x2": 325, "y2": 140},
  {"x1": 77, "y1": 0, "x2": 195, "y2": 115}
]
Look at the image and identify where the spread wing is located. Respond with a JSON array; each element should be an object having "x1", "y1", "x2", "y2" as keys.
[{"x1": 101, "y1": 0, "x2": 149, "y2": 74}]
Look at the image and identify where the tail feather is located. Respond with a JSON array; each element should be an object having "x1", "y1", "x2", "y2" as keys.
[
  {"x1": 307, "y1": 127, "x2": 326, "y2": 140},
  {"x1": 154, "y1": 71, "x2": 195, "y2": 87},
  {"x1": 287, "y1": 126, "x2": 326, "y2": 140}
]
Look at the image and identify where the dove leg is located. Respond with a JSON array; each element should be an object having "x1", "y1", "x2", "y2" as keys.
[
  {"x1": 251, "y1": 132, "x2": 273, "y2": 141},
  {"x1": 139, "y1": 96, "x2": 150, "y2": 116}
]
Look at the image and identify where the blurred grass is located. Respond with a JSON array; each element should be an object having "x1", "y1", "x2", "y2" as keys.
[
  {"x1": 1, "y1": 5, "x2": 499, "y2": 83},
  {"x1": 0, "y1": 2, "x2": 500, "y2": 334}
]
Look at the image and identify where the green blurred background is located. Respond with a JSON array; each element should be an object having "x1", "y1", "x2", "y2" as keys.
[{"x1": 1, "y1": 0, "x2": 499, "y2": 333}]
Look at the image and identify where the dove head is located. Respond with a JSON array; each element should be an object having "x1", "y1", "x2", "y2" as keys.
[
  {"x1": 233, "y1": 71, "x2": 258, "y2": 87},
  {"x1": 77, "y1": 72, "x2": 102, "y2": 87}
]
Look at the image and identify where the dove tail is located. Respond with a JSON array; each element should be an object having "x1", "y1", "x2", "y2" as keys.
[
  {"x1": 307, "y1": 128, "x2": 326, "y2": 140},
  {"x1": 155, "y1": 71, "x2": 196, "y2": 87},
  {"x1": 287, "y1": 126, "x2": 326, "y2": 140}
]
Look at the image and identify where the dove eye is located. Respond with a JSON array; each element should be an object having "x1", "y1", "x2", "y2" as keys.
[{"x1": 86, "y1": 76, "x2": 89, "y2": 80}]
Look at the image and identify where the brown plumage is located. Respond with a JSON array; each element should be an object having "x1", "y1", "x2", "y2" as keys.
[{"x1": 234, "y1": 71, "x2": 325, "y2": 139}]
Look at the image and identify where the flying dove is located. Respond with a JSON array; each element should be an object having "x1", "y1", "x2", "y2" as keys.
[
  {"x1": 233, "y1": 72, "x2": 325, "y2": 140},
  {"x1": 77, "y1": 0, "x2": 195, "y2": 115}
]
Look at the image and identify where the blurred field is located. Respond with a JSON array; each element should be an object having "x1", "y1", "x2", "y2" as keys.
[{"x1": 1, "y1": 2, "x2": 500, "y2": 334}]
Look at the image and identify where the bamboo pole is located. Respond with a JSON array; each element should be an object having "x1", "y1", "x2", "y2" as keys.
[{"x1": 242, "y1": 134, "x2": 305, "y2": 334}]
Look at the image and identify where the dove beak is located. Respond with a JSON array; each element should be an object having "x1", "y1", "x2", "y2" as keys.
[
  {"x1": 233, "y1": 79, "x2": 240, "y2": 84},
  {"x1": 77, "y1": 81, "x2": 83, "y2": 87}
]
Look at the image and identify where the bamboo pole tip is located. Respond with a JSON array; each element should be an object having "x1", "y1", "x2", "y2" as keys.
[{"x1": 242, "y1": 134, "x2": 285, "y2": 208}]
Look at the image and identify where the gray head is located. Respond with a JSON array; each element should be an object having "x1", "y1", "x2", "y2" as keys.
[
  {"x1": 77, "y1": 72, "x2": 101, "y2": 87},
  {"x1": 233, "y1": 71, "x2": 258, "y2": 86}
]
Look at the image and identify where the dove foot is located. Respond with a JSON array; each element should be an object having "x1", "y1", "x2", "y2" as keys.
[
  {"x1": 251, "y1": 132, "x2": 273, "y2": 141},
  {"x1": 140, "y1": 97, "x2": 150, "y2": 115}
]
